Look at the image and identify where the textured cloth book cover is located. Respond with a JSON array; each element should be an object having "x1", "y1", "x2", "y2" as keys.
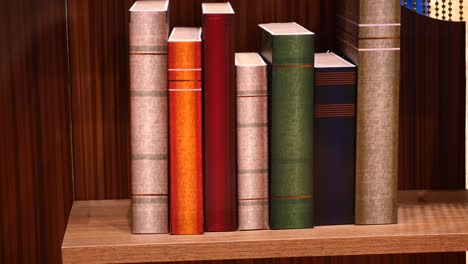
[
  {"x1": 336, "y1": 0, "x2": 399, "y2": 224},
  {"x1": 259, "y1": 22, "x2": 315, "y2": 229},
  {"x1": 235, "y1": 53, "x2": 269, "y2": 230},
  {"x1": 202, "y1": 2, "x2": 237, "y2": 232},
  {"x1": 168, "y1": 28, "x2": 203, "y2": 235},
  {"x1": 129, "y1": 0, "x2": 169, "y2": 234},
  {"x1": 314, "y1": 52, "x2": 356, "y2": 226}
]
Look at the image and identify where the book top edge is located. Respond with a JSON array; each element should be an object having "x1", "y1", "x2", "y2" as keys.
[
  {"x1": 315, "y1": 52, "x2": 355, "y2": 68},
  {"x1": 168, "y1": 28, "x2": 202, "y2": 42},
  {"x1": 130, "y1": 0, "x2": 169, "y2": 12},
  {"x1": 202, "y1": 2, "x2": 235, "y2": 14},
  {"x1": 235, "y1": 52, "x2": 266, "y2": 67},
  {"x1": 258, "y1": 22, "x2": 314, "y2": 35}
]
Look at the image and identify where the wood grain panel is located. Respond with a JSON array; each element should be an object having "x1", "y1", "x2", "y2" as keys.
[
  {"x1": 0, "y1": 0, "x2": 73, "y2": 263},
  {"x1": 399, "y1": 7, "x2": 466, "y2": 189},
  {"x1": 68, "y1": 0, "x2": 134, "y2": 200},
  {"x1": 169, "y1": 0, "x2": 335, "y2": 52}
]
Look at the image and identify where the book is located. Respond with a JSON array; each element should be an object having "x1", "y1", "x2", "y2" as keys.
[
  {"x1": 336, "y1": 0, "x2": 399, "y2": 224},
  {"x1": 259, "y1": 22, "x2": 315, "y2": 229},
  {"x1": 168, "y1": 27, "x2": 203, "y2": 235},
  {"x1": 235, "y1": 52, "x2": 269, "y2": 231},
  {"x1": 129, "y1": 0, "x2": 169, "y2": 234},
  {"x1": 314, "y1": 52, "x2": 356, "y2": 226},
  {"x1": 202, "y1": 2, "x2": 237, "y2": 232}
]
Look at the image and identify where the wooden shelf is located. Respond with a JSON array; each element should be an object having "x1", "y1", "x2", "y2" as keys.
[{"x1": 62, "y1": 191, "x2": 468, "y2": 264}]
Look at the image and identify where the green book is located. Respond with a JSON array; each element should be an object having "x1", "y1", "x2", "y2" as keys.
[{"x1": 259, "y1": 22, "x2": 315, "y2": 229}]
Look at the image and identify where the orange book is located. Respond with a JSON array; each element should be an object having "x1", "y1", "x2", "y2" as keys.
[{"x1": 168, "y1": 27, "x2": 203, "y2": 234}]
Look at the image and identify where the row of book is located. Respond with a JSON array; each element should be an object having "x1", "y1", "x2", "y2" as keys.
[{"x1": 129, "y1": 0, "x2": 395, "y2": 235}]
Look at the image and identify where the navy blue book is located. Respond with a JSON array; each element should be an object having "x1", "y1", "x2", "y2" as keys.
[{"x1": 314, "y1": 52, "x2": 356, "y2": 226}]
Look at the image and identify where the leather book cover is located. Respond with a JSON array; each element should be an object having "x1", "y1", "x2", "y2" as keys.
[
  {"x1": 168, "y1": 27, "x2": 203, "y2": 235},
  {"x1": 314, "y1": 52, "x2": 356, "y2": 226},
  {"x1": 129, "y1": 0, "x2": 169, "y2": 234},
  {"x1": 259, "y1": 22, "x2": 315, "y2": 229},
  {"x1": 202, "y1": 2, "x2": 237, "y2": 232},
  {"x1": 235, "y1": 52, "x2": 269, "y2": 230}
]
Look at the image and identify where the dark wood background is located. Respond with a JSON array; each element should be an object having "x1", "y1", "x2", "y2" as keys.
[
  {"x1": 0, "y1": 0, "x2": 465, "y2": 263},
  {"x1": 0, "y1": 0, "x2": 73, "y2": 262}
]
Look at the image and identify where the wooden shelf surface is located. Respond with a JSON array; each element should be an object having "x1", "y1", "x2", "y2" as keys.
[{"x1": 62, "y1": 191, "x2": 468, "y2": 264}]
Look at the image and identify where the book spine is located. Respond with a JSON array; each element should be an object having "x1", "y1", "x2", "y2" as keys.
[
  {"x1": 314, "y1": 67, "x2": 356, "y2": 226},
  {"x1": 130, "y1": 9, "x2": 169, "y2": 234},
  {"x1": 168, "y1": 38, "x2": 204, "y2": 235},
  {"x1": 203, "y1": 13, "x2": 237, "y2": 231},
  {"x1": 236, "y1": 62, "x2": 269, "y2": 231},
  {"x1": 262, "y1": 33, "x2": 315, "y2": 229},
  {"x1": 337, "y1": 0, "x2": 399, "y2": 224}
]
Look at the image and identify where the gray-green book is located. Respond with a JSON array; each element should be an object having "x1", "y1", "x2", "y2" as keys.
[{"x1": 259, "y1": 22, "x2": 315, "y2": 229}]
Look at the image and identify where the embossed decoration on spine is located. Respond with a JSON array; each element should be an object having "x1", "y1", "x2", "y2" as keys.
[
  {"x1": 436, "y1": 0, "x2": 440, "y2": 18},
  {"x1": 413, "y1": 0, "x2": 417, "y2": 11}
]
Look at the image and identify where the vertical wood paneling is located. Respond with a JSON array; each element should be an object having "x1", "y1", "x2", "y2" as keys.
[
  {"x1": 68, "y1": 0, "x2": 134, "y2": 200},
  {"x1": 399, "y1": 7, "x2": 466, "y2": 189},
  {"x1": 0, "y1": 0, "x2": 73, "y2": 263}
]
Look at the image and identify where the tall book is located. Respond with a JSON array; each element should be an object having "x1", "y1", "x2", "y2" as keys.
[
  {"x1": 235, "y1": 52, "x2": 269, "y2": 231},
  {"x1": 202, "y1": 2, "x2": 237, "y2": 232},
  {"x1": 314, "y1": 52, "x2": 356, "y2": 226},
  {"x1": 129, "y1": 0, "x2": 169, "y2": 234},
  {"x1": 168, "y1": 27, "x2": 203, "y2": 235},
  {"x1": 336, "y1": 0, "x2": 399, "y2": 224},
  {"x1": 259, "y1": 22, "x2": 315, "y2": 229}
]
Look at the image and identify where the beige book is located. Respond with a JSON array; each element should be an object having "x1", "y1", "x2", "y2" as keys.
[
  {"x1": 129, "y1": 0, "x2": 169, "y2": 234},
  {"x1": 236, "y1": 52, "x2": 269, "y2": 230},
  {"x1": 336, "y1": 0, "x2": 399, "y2": 224}
]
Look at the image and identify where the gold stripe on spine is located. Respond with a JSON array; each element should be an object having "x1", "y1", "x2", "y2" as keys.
[
  {"x1": 238, "y1": 169, "x2": 268, "y2": 174},
  {"x1": 130, "y1": 91, "x2": 168, "y2": 97},
  {"x1": 272, "y1": 64, "x2": 314, "y2": 68},
  {"x1": 237, "y1": 90, "x2": 268, "y2": 96},
  {"x1": 130, "y1": 45, "x2": 167, "y2": 53},
  {"x1": 132, "y1": 154, "x2": 168, "y2": 160},
  {"x1": 271, "y1": 195, "x2": 313, "y2": 199},
  {"x1": 237, "y1": 122, "x2": 268, "y2": 128}
]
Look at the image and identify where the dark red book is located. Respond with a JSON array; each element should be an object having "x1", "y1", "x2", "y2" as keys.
[{"x1": 202, "y1": 2, "x2": 237, "y2": 232}]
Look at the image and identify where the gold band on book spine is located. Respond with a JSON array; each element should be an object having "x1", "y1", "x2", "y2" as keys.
[{"x1": 336, "y1": 0, "x2": 399, "y2": 225}]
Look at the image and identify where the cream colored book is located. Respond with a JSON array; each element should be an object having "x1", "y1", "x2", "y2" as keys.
[{"x1": 235, "y1": 52, "x2": 268, "y2": 230}]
